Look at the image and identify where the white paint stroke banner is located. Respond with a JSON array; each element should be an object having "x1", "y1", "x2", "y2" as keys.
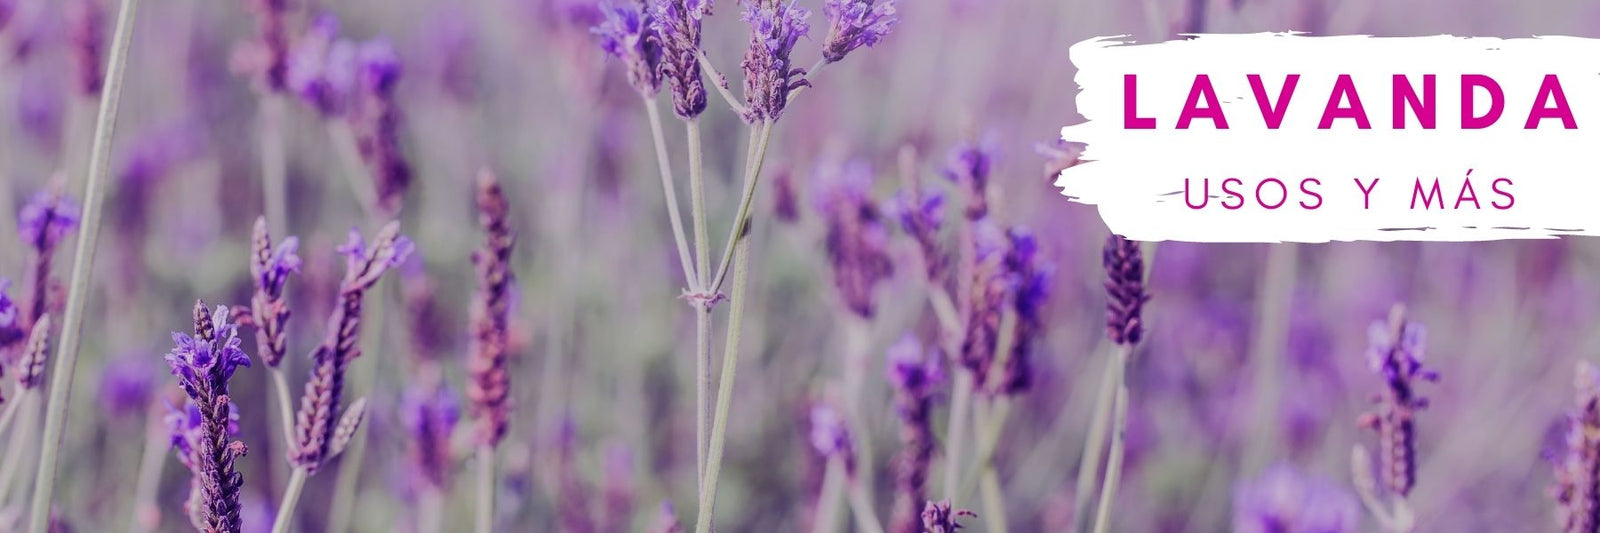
[{"x1": 1056, "y1": 33, "x2": 1600, "y2": 242}]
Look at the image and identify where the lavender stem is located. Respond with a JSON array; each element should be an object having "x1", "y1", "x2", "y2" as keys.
[
  {"x1": 694, "y1": 206, "x2": 754, "y2": 533},
  {"x1": 811, "y1": 456, "x2": 848, "y2": 533},
  {"x1": 644, "y1": 98, "x2": 698, "y2": 289},
  {"x1": 28, "y1": 0, "x2": 141, "y2": 527},
  {"x1": 847, "y1": 473, "x2": 887, "y2": 533},
  {"x1": 0, "y1": 394, "x2": 39, "y2": 505},
  {"x1": 705, "y1": 122, "x2": 774, "y2": 296},
  {"x1": 942, "y1": 370, "x2": 973, "y2": 500},
  {"x1": 127, "y1": 402, "x2": 167, "y2": 533},
  {"x1": 261, "y1": 94, "x2": 288, "y2": 237},
  {"x1": 977, "y1": 467, "x2": 1006, "y2": 533},
  {"x1": 1090, "y1": 344, "x2": 1133, "y2": 533},
  {"x1": 1242, "y1": 244, "x2": 1297, "y2": 471},
  {"x1": 270, "y1": 467, "x2": 309, "y2": 533},
  {"x1": 687, "y1": 118, "x2": 712, "y2": 489},
  {"x1": 0, "y1": 391, "x2": 25, "y2": 440},
  {"x1": 1069, "y1": 348, "x2": 1119, "y2": 532},
  {"x1": 269, "y1": 368, "x2": 296, "y2": 447},
  {"x1": 476, "y1": 445, "x2": 495, "y2": 533},
  {"x1": 693, "y1": 52, "x2": 750, "y2": 117},
  {"x1": 327, "y1": 121, "x2": 381, "y2": 220}
]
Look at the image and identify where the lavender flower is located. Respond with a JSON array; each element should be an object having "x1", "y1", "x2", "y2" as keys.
[
  {"x1": 17, "y1": 314, "x2": 49, "y2": 389},
  {"x1": 556, "y1": 419, "x2": 597, "y2": 533},
  {"x1": 808, "y1": 403, "x2": 855, "y2": 475},
  {"x1": 920, "y1": 500, "x2": 974, "y2": 532},
  {"x1": 19, "y1": 187, "x2": 79, "y2": 334},
  {"x1": 1556, "y1": 361, "x2": 1600, "y2": 533},
  {"x1": 601, "y1": 442, "x2": 636, "y2": 532},
  {"x1": 593, "y1": 0, "x2": 663, "y2": 97},
  {"x1": 738, "y1": 0, "x2": 810, "y2": 123},
  {"x1": 0, "y1": 279, "x2": 21, "y2": 353},
  {"x1": 402, "y1": 385, "x2": 459, "y2": 492},
  {"x1": 1357, "y1": 304, "x2": 1437, "y2": 499},
  {"x1": 886, "y1": 185, "x2": 945, "y2": 282},
  {"x1": 962, "y1": 223, "x2": 1053, "y2": 395},
  {"x1": 66, "y1": 0, "x2": 105, "y2": 95},
  {"x1": 1233, "y1": 464, "x2": 1360, "y2": 533},
  {"x1": 814, "y1": 160, "x2": 893, "y2": 319},
  {"x1": 772, "y1": 168, "x2": 800, "y2": 223},
  {"x1": 285, "y1": 15, "x2": 358, "y2": 117},
  {"x1": 648, "y1": 0, "x2": 709, "y2": 118},
  {"x1": 943, "y1": 138, "x2": 993, "y2": 220},
  {"x1": 249, "y1": 217, "x2": 300, "y2": 368},
  {"x1": 819, "y1": 0, "x2": 896, "y2": 63},
  {"x1": 292, "y1": 222, "x2": 411, "y2": 472},
  {"x1": 165, "y1": 302, "x2": 251, "y2": 533},
  {"x1": 1102, "y1": 234, "x2": 1148, "y2": 346},
  {"x1": 468, "y1": 170, "x2": 516, "y2": 447},
  {"x1": 99, "y1": 351, "x2": 156, "y2": 416},
  {"x1": 352, "y1": 39, "x2": 411, "y2": 215},
  {"x1": 885, "y1": 334, "x2": 942, "y2": 533},
  {"x1": 243, "y1": 0, "x2": 290, "y2": 92},
  {"x1": 649, "y1": 501, "x2": 683, "y2": 533}
]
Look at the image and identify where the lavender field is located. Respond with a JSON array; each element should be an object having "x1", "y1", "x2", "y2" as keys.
[{"x1": 2, "y1": 0, "x2": 1600, "y2": 531}]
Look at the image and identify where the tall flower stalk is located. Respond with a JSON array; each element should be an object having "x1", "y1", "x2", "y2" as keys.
[
  {"x1": 1089, "y1": 234, "x2": 1150, "y2": 533},
  {"x1": 1555, "y1": 361, "x2": 1600, "y2": 533},
  {"x1": 247, "y1": 216, "x2": 301, "y2": 447},
  {"x1": 1352, "y1": 304, "x2": 1435, "y2": 533},
  {"x1": 164, "y1": 302, "x2": 252, "y2": 533},
  {"x1": 886, "y1": 335, "x2": 942, "y2": 533},
  {"x1": 272, "y1": 222, "x2": 409, "y2": 533},
  {"x1": 467, "y1": 169, "x2": 516, "y2": 533},
  {"x1": 27, "y1": 0, "x2": 142, "y2": 528}
]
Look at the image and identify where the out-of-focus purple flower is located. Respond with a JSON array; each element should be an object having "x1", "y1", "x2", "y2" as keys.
[
  {"x1": 886, "y1": 334, "x2": 941, "y2": 533},
  {"x1": 412, "y1": 6, "x2": 480, "y2": 102},
  {"x1": 814, "y1": 160, "x2": 893, "y2": 319},
  {"x1": 1232, "y1": 463, "x2": 1360, "y2": 533},
  {"x1": 0, "y1": 279, "x2": 20, "y2": 351},
  {"x1": 943, "y1": 138, "x2": 994, "y2": 220},
  {"x1": 14, "y1": 69, "x2": 63, "y2": 148},
  {"x1": 1103, "y1": 234, "x2": 1148, "y2": 346},
  {"x1": 66, "y1": 0, "x2": 105, "y2": 95},
  {"x1": 601, "y1": 441, "x2": 636, "y2": 532},
  {"x1": 99, "y1": 351, "x2": 156, "y2": 416},
  {"x1": 820, "y1": 0, "x2": 895, "y2": 63},
  {"x1": 920, "y1": 500, "x2": 973, "y2": 532},
  {"x1": 648, "y1": 0, "x2": 709, "y2": 118},
  {"x1": 336, "y1": 226, "x2": 414, "y2": 278},
  {"x1": 1034, "y1": 138, "x2": 1083, "y2": 178},
  {"x1": 238, "y1": 0, "x2": 290, "y2": 92},
  {"x1": 1555, "y1": 360, "x2": 1600, "y2": 533},
  {"x1": 771, "y1": 168, "x2": 800, "y2": 223},
  {"x1": 402, "y1": 385, "x2": 459, "y2": 492},
  {"x1": 286, "y1": 15, "x2": 358, "y2": 117},
  {"x1": 887, "y1": 184, "x2": 945, "y2": 282},
  {"x1": 351, "y1": 38, "x2": 411, "y2": 215},
  {"x1": 649, "y1": 501, "x2": 683, "y2": 533},
  {"x1": 962, "y1": 222, "x2": 1053, "y2": 395},
  {"x1": 469, "y1": 171, "x2": 516, "y2": 447},
  {"x1": 808, "y1": 403, "x2": 855, "y2": 475},
  {"x1": 0, "y1": 0, "x2": 14, "y2": 33},
  {"x1": 19, "y1": 188, "x2": 81, "y2": 251},
  {"x1": 249, "y1": 217, "x2": 300, "y2": 369},
  {"x1": 739, "y1": 0, "x2": 809, "y2": 123},
  {"x1": 593, "y1": 0, "x2": 662, "y2": 96},
  {"x1": 1357, "y1": 304, "x2": 1437, "y2": 499}
]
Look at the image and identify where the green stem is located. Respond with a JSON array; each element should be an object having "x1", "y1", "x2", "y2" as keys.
[
  {"x1": 476, "y1": 446, "x2": 496, "y2": 533},
  {"x1": 127, "y1": 401, "x2": 166, "y2": 533},
  {"x1": 810, "y1": 457, "x2": 847, "y2": 533},
  {"x1": 1070, "y1": 350, "x2": 1120, "y2": 533},
  {"x1": 1090, "y1": 345, "x2": 1133, "y2": 533},
  {"x1": 270, "y1": 368, "x2": 296, "y2": 447},
  {"x1": 327, "y1": 120, "x2": 380, "y2": 221},
  {"x1": 705, "y1": 122, "x2": 774, "y2": 296},
  {"x1": 28, "y1": 0, "x2": 141, "y2": 528},
  {"x1": 943, "y1": 369, "x2": 973, "y2": 500},
  {"x1": 419, "y1": 487, "x2": 444, "y2": 533},
  {"x1": 978, "y1": 467, "x2": 1008, "y2": 533},
  {"x1": 0, "y1": 394, "x2": 39, "y2": 506},
  {"x1": 1242, "y1": 244, "x2": 1297, "y2": 472},
  {"x1": 694, "y1": 228, "x2": 754, "y2": 533},
  {"x1": 687, "y1": 118, "x2": 711, "y2": 489},
  {"x1": 846, "y1": 476, "x2": 886, "y2": 533},
  {"x1": 271, "y1": 467, "x2": 309, "y2": 533},
  {"x1": 643, "y1": 98, "x2": 698, "y2": 289},
  {"x1": 0, "y1": 393, "x2": 24, "y2": 441}
]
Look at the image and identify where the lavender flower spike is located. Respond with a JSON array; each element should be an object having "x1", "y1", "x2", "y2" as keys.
[
  {"x1": 353, "y1": 39, "x2": 411, "y2": 215},
  {"x1": 1233, "y1": 464, "x2": 1360, "y2": 533},
  {"x1": 820, "y1": 0, "x2": 896, "y2": 63},
  {"x1": 291, "y1": 222, "x2": 411, "y2": 472},
  {"x1": 963, "y1": 223, "x2": 1053, "y2": 395},
  {"x1": 403, "y1": 385, "x2": 459, "y2": 491},
  {"x1": 1556, "y1": 360, "x2": 1600, "y2": 533},
  {"x1": 1357, "y1": 304, "x2": 1437, "y2": 499},
  {"x1": 739, "y1": 0, "x2": 810, "y2": 123},
  {"x1": 921, "y1": 500, "x2": 974, "y2": 532},
  {"x1": 815, "y1": 160, "x2": 894, "y2": 319},
  {"x1": 648, "y1": 0, "x2": 710, "y2": 118},
  {"x1": 249, "y1": 216, "x2": 300, "y2": 368},
  {"x1": 19, "y1": 187, "x2": 82, "y2": 327},
  {"x1": 244, "y1": 0, "x2": 290, "y2": 92},
  {"x1": 0, "y1": 279, "x2": 21, "y2": 353},
  {"x1": 468, "y1": 169, "x2": 516, "y2": 447},
  {"x1": 886, "y1": 334, "x2": 942, "y2": 533},
  {"x1": 943, "y1": 139, "x2": 993, "y2": 221},
  {"x1": 17, "y1": 314, "x2": 50, "y2": 389},
  {"x1": 66, "y1": 0, "x2": 106, "y2": 95},
  {"x1": 1102, "y1": 234, "x2": 1148, "y2": 346},
  {"x1": 285, "y1": 15, "x2": 358, "y2": 117},
  {"x1": 594, "y1": 0, "x2": 663, "y2": 97},
  {"x1": 165, "y1": 301, "x2": 251, "y2": 532}
]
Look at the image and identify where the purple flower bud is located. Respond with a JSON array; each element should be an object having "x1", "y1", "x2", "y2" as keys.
[
  {"x1": 738, "y1": 0, "x2": 809, "y2": 123},
  {"x1": 402, "y1": 385, "x2": 459, "y2": 490},
  {"x1": 358, "y1": 39, "x2": 403, "y2": 94},
  {"x1": 886, "y1": 334, "x2": 941, "y2": 532},
  {"x1": 350, "y1": 38, "x2": 411, "y2": 214},
  {"x1": 814, "y1": 160, "x2": 894, "y2": 319},
  {"x1": 1357, "y1": 304, "x2": 1437, "y2": 499},
  {"x1": 1232, "y1": 464, "x2": 1360, "y2": 533},
  {"x1": 648, "y1": 0, "x2": 709, "y2": 118},
  {"x1": 1555, "y1": 360, "x2": 1600, "y2": 532},
  {"x1": 820, "y1": 0, "x2": 896, "y2": 63},
  {"x1": 808, "y1": 404, "x2": 854, "y2": 472},
  {"x1": 920, "y1": 500, "x2": 974, "y2": 532},
  {"x1": 18, "y1": 189, "x2": 81, "y2": 251},
  {"x1": 943, "y1": 138, "x2": 994, "y2": 220},
  {"x1": 962, "y1": 222, "x2": 1053, "y2": 395},
  {"x1": 286, "y1": 14, "x2": 358, "y2": 117},
  {"x1": 593, "y1": 0, "x2": 663, "y2": 96},
  {"x1": 1102, "y1": 233, "x2": 1147, "y2": 346},
  {"x1": 886, "y1": 186, "x2": 945, "y2": 282}
]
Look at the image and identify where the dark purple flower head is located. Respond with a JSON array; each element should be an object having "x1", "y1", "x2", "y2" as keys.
[
  {"x1": 19, "y1": 189, "x2": 81, "y2": 251},
  {"x1": 349, "y1": 39, "x2": 411, "y2": 215},
  {"x1": 286, "y1": 14, "x2": 359, "y2": 117},
  {"x1": 886, "y1": 334, "x2": 943, "y2": 401},
  {"x1": 885, "y1": 185, "x2": 945, "y2": 280},
  {"x1": 254, "y1": 233, "x2": 301, "y2": 295},
  {"x1": 943, "y1": 138, "x2": 994, "y2": 220},
  {"x1": 402, "y1": 385, "x2": 460, "y2": 490},
  {"x1": 593, "y1": 0, "x2": 663, "y2": 96},
  {"x1": 358, "y1": 39, "x2": 403, "y2": 94},
  {"x1": 165, "y1": 305, "x2": 252, "y2": 399},
  {"x1": 66, "y1": 0, "x2": 105, "y2": 95},
  {"x1": 739, "y1": 0, "x2": 810, "y2": 123},
  {"x1": 243, "y1": 0, "x2": 291, "y2": 92},
  {"x1": 1555, "y1": 360, "x2": 1600, "y2": 533},
  {"x1": 814, "y1": 160, "x2": 894, "y2": 319},
  {"x1": 1102, "y1": 234, "x2": 1148, "y2": 346},
  {"x1": 772, "y1": 168, "x2": 800, "y2": 223},
  {"x1": 962, "y1": 222, "x2": 1053, "y2": 395},
  {"x1": 886, "y1": 334, "x2": 941, "y2": 532},
  {"x1": 250, "y1": 217, "x2": 299, "y2": 369},
  {"x1": 1232, "y1": 464, "x2": 1360, "y2": 533},
  {"x1": 1357, "y1": 304, "x2": 1437, "y2": 499},
  {"x1": 820, "y1": 0, "x2": 896, "y2": 63},
  {"x1": 99, "y1": 352, "x2": 156, "y2": 416},
  {"x1": 921, "y1": 500, "x2": 974, "y2": 532},
  {"x1": 648, "y1": 0, "x2": 710, "y2": 118},
  {"x1": 0, "y1": 278, "x2": 18, "y2": 350}
]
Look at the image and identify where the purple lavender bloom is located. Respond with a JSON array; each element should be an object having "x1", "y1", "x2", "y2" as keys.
[
  {"x1": 0, "y1": 279, "x2": 19, "y2": 351},
  {"x1": 593, "y1": 0, "x2": 662, "y2": 96},
  {"x1": 337, "y1": 227, "x2": 415, "y2": 276},
  {"x1": 1102, "y1": 234, "x2": 1148, "y2": 346},
  {"x1": 886, "y1": 185, "x2": 944, "y2": 281},
  {"x1": 1358, "y1": 304, "x2": 1437, "y2": 499},
  {"x1": 166, "y1": 304, "x2": 252, "y2": 400},
  {"x1": 814, "y1": 160, "x2": 894, "y2": 319},
  {"x1": 165, "y1": 301, "x2": 250, "y2": 532},
  {"x1": 820, "y1": 0, "x2": 896, "y2": 63},
  {"x1": 286, "y1": 14, "x2": 358, "y2": 117},
  {"x1": 0, "y1": 0, "x2": 14, "y2": 33},
  {"x1": 351, "y1": 38, "x2": 411, "y2": 215},
  {"x1": 99, "y1": 351, "x2": 156, "y2": 416},
  {"x1": 808, "y1": 403, "x2": 854, "y2": 474},
  {"x1": 401, "y1": 385, "x2": 460, "y2": 491},
  {"x1": 243, "y1": 0, "x2": 290, "y2": 92},
  {"x1": 886, "y1": 334, "x2": 941, "y2": 533},
  {"x1": 18, "y1": 189, "x2": 81, "y2": 251},
  {"x1": 739, "y1": 0, "x2": 809, "y2": 123},
  {"x1": 962, "y1": 222, "x2": 1053, "y2": 395},
  {"x1": 1555, "y1": 360, "x2": 1600, "y2": 533},
  {"x1": 648, "y1": 0, "x2": 709, "y2": 118},
  {"x1": 772, "y1": 168, "x2": 800, "y2": 223},
  {"x1": 66, "y1": 0, "x2": 105, "y2": 95},
  {"x1": 943, "y1": 138, "x2": 994, "y2": 220},
  {"x1": 920, "y1": 500, "x2": 973, "y2": 532},
  {"x1": 1232, "y1": 464, "x2": 1360, "y2": 533}
]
